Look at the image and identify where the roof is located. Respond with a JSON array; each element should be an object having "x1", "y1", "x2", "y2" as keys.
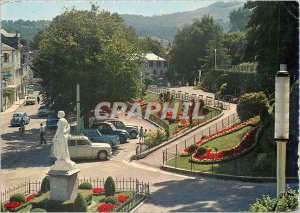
[
  {"x1": 2, "y1": 43, "x2": 15, "y2": 51},
  {"x1": 1, "y1": 29, "x2": 20, "y2": 37},
  {"x1": 144, "y1": 53, "x2": 166, "y2": 61}
]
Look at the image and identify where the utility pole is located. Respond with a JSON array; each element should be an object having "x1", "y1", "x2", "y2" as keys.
[
  {"x1": 76, "y1": 84, "x2": 81, "y2": 133},
  {"x1": 274, "y1": 64, "x2": 290, "y2": 197}
]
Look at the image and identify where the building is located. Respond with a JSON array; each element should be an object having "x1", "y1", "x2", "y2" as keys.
[
  {"x1": 1, "y1": 29, "x2": 31, "y2": 112},
  {"x1": 142, "y1": 53, "x2": 168, "y2": 78}
]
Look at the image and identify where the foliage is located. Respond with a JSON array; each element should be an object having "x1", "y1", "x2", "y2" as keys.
[
  {"x1": 229, "y1": 7, "x2": 251, "y2": 32},
  {"x1": 169, "y1": 15, "x2": 230, "y2": 84},
  {"x1": 3, "y1": 90, "x2": 15, "y2": 101},
  {"x1": 74, "y1": 193, "x2": 87, "y2": 212},
  {"x1": 32, "y1": 5, "x2": 143, "y2": 126},
  {"x1": 237, "y1": 92, "x2": 269, "y2": 121},
  {"x1": 219, "y1": 83, "x2": 228, "y2": 96},
  {"x1": 139, "y1": 37, "x2": 166, "y2": 57},
  {"x1": 1, "y1": 202, "x2": 5, "y2": 212},
  {"x1": 104, "y1": 176, "x2": 116, "y2": 197},
  {"x1": 188, "y1": 144, "x2": 199, "y2": 155},
  {"x1": 196, "y1": 146, "x2": 207, "y2": 156},
  {"x1": 202, "y1": 107, "x2": 210, "y2": 115},
  {"x1": 10, "y1": 193, "x2": 26, "y2": 203},
  {"x1": 104, "y1": 196, "x2": 118, "y2": 205},
  {"x1": 223, "y1": 32, "x2": 246, "y2": 65},
  {"x1": 244, "y1": 1, "x2": 299, "y2": 94},
  {"x1": 144, "y1": 129, "x2": 167, "y2": 147},
  {"x1": 253, "y1": 153, "x2": 272, "y2": 172},
  {"x1": 249, "y1": 187, "x2": 298, "y2": 212},
  {"x1": 41, "y1": 176, "x2": 50, "y2": 192},
  {"x1": 78, "y1": 182, "x2": 93, "y2": 190},
  {"x1": 31, "y1": 208, "x2": 47, "y2": 212}
]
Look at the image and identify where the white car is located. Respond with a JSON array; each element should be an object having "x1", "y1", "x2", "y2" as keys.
[
  {"x1": 51, "y1": 135, "x2": 112, "y2": 161},
  {"x1": 26, "y1": 96, "x2": 36, "y2": 105},
  {"x1": 10, "y1": 112, "x2": 30, "y2": 126}
]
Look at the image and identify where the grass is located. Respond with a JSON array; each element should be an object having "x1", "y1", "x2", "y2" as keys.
[
  {"x1": 165, "y1": 125, "x2": 276, "y2": 177},
  {"x1": 143, "y1": 93, "x2": 159, "y2": 102}
]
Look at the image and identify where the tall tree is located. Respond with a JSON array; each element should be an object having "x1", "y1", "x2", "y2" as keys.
[
  {"x1": 223, "y1": 32, "x2": 246, "y2": 65},
  {"x1": 138, "y1": 37, "x2": 166, "y2": 57},
  {"x1": 169, "y1": 15, "x2": 229, "y2": 83},
  {"x1": 229, "y1": 7, "x2": 251, "y2": 32},
  {"x1": 244, "y1": 1, "x2": 299, "y2": 94},
  {"x1": 32, "y1": 5, "x2": 143, "y2": 126}
]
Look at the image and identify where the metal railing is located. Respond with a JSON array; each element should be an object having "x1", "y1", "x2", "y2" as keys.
[
  {"x1": 1, "y1": 178, "x2": 149, "y2": 203},
  {"x1": 147, "y1": 86, "x2": 230, "y2": 110},
  {"x1": 162, "y1": 113, "x2": 239, "y2": 166}
]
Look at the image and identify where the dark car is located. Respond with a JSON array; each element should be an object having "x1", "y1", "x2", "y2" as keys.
[
  {"x1": 91, "y1": 122, "x2": 129, "y2": 143},
  {"x1": 105, "y1": 119, "x2": 138, "y2": 139},
  {"x1": 46, "y1": 113, "x2": 59, "y2": 129}
]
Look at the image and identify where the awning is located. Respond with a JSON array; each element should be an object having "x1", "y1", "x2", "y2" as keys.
[{"x1": 3, "y1": 73, "x2": 13, "y2": 77}]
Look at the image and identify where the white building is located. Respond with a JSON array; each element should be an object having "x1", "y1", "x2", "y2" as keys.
[
  {"x1": 1, "y1": 29, "x2": 31, "y2": 111},
  {"x1": 142, "y1": 53, "x2": 168, "y2": 78}
]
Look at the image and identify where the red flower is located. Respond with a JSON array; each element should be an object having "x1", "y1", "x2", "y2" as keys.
[
  {"x1": 151, "y1": 105, "x2": 157, "y2": 110},
  {"x1": 92, "y1": 188, "x2": 105, "y2": 194},
  {"x1": 116, "y1": 194, "x2": 130, "y2": 203},
  {"x1": 4, "y1": 202, "x2": 23, "y2": 210},
  {"x1": 97, "y1": 203, "x2": 115, "y2": 212}
]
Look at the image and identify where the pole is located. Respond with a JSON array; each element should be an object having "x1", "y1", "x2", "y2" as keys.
[
  {"x1": 274, "y1": 64, "x2": 290, "y2": 197},
  {"x1": 76, "y1": 84, "x2": 80, "y2": 133},
  {"x1": 0, "y1": 23, "x2": 3, "y2": 112},
  {"x1": 140, "y1": 71, "x2": 143, "y2": 98},
  {"x1": 198, "y1": 69, "x2": 201, "y2": 85},
  {"x1": 214, "y1": 49, "x2": 217, "y2": 69}
]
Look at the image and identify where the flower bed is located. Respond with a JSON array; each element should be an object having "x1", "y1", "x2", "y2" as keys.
[
  {"x1": 97, "y1": 193, "x2": 131, "y2": 212},
  {"x1": 192, "y1": 127, "x2": 259, "y2": 163},
  {"x1": 92, "y1": 188, "x2": 105, "y2": 195}
]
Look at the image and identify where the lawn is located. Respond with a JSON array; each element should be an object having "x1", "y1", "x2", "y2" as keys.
[
  {"x1": 143, "y1": 93, "x2": 159, "y2": 102},
  {"x1": 165, "y1": 125, "x2": 276, "y2": 177}
]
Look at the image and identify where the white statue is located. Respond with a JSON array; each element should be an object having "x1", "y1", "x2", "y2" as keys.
[{"x1": 50, "y1": 111, "x2": 76, "y2": 171}]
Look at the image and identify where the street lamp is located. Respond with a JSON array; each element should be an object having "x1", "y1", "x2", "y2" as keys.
[
  {"x1": 140, "y1": 71, "x2": 143, "y2": 98},
  {"x1": 198, "y1": 69, "x2": 201, "y2": 85},
  {"x1": 214, "y1": 49, "x2": 217, "y2": 69},
  {"x1": 274, "y1": 64, "x2": 290, "y2": 197}
]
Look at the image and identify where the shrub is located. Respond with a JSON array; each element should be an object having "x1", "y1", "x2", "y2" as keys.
[
  {"x1": 253, "y1": 153, "x2": 272, "y2": 171},
  {"x1": 104, "y1": 176, "x2": 116, "y2": 197},
  {"x1": 78, "y1": 182, "x2": 93, "y2": 190},
  {"x1": 73, "y1": 193, "x2": 87, "y2": 212},
  {"x1": 237, "y1": 92, "x2": 269, "y2": 121},
  {"x1": 188, "y1": 144, "x2": 198, "y2": 155},
  {"x1": 41, "y1": 176, "x2": 50, "y2": 193},
  {"x1": 196, "y1": 147, "x2": 207, "y2": 156},
  {"x1": 202, "y1": 107, "x2": 210, "y2": 115},
  {"x1": 145, "y1": 129, "x2": 167, "y2": 147},
  {"x1": 104, "y1": 196, "x2": 118, "y2": 205},
  {"x1": 1, "y1": 202, "x2": 5, "y2": 212},
  {"x1": 249, "y1": 195, "x2": 276, "y2": 212},
  {"x1": 31, "y1": 208, "x2": 47, "y2": 212},
  {"x1": 10, "y1": 193, "x2": 26, "y2": 203}
]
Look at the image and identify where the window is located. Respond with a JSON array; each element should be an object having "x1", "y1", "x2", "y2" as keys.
[
  {"x1": 158, "y1": 61, "x2": 161, "y2": 67},
  {"x1": 77, "y1": 140, "x2": 89, "y2": 146},
  {"x1": 149, "y1": 61, "x2": 153, "y2": 67},
  {"x1": 4, "y1": 53, "x2": 9, "y2": 62},
  {"x1": 164, "y1": 61, "x2": 167, "y2": 67},
  {"x1": 68, "y1": 140, "x2": 76, "y2": 146},
  {"x1": 116, "y1": 121, "x2": 125, "y2": 128},
  {"x1": 153, "y1": 70, "x2": 157, "y2": 75}
]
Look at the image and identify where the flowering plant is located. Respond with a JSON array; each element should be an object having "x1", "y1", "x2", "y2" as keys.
[
  {"x1": 92, "y1": 188, "x2": 105, "y2": 194},
  {"x1": 4, "y1": 202, "x2": 23, "y2": 210},
  {"x1": 25, "y1": 193, "x2": 37, "y2": 202},
  {"x1": 97, "y1": 203, "x2": 115, "y2": 212},
  {"x1": 116, "y1": 194, "x2": 130, "y2": 203}
]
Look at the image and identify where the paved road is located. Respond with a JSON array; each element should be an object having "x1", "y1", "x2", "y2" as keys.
[{"x1": 0, "y1": 88, "x2": 290, "y2": 212}]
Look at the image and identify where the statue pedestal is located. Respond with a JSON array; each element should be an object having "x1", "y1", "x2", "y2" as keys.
[{"x1": 47, "y1": 169, "x2": 81, "y2": 201}]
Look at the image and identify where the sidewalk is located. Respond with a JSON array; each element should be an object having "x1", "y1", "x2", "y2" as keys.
[{"x1": 0, "y1": 99, "x2": 26, "y2": 115}]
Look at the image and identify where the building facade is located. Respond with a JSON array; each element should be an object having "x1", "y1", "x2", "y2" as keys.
[{"x1": 142, "y1": 53, "x2": 168, "y2": 78}]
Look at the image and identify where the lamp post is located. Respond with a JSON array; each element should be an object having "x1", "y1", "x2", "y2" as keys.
[
  {"x1": 214, "y1": 49, "x2": 217, "y2": 69},
  {"x1": 274, "y1": 64, "x2": 290, "y2": 197},
  {"x1": 76, "y1": 84, "x2": 81, "y2": 133},
  {"x1": 140, "y1": 71, "x2": 143, "y2": 98},
  {"x1": 198, "y1": 69, "x2": 201, "y2": 85}
]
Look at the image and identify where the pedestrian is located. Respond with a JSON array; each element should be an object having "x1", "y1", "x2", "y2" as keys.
[
  {"x1": 144, "y1": 129, "x2": 148, "y2": 138},
  {"x1": 40, "y1": 123, "x2": 47, "y2": 145},
  {"x1": 19, "y1": 117, "x2": 25, "y2": 134},
  {"x1": 139, "y1": 126, "x2": 144, "y2": 143},
  {"x1": 37, "y1": 96, "x2": 40, "y2": 104}
]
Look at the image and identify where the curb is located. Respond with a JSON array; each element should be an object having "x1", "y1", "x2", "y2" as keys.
[
  {"x1": 160, "y1": 165, "x2": 299, "y2": 183},
  {"x1": 131, "y1": 109, "x2": 224, "y2": 160},
  {"x1": 130, "y1": 196, "x2": 150, "y2": 212}
]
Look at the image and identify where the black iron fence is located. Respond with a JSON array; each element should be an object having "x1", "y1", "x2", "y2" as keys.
[
  {"x1": 1, "y1": 178, "x2": 149, "y2": 203},
  {"x1": 147, "y1": 86, "x2": 230, "y2": 110}
]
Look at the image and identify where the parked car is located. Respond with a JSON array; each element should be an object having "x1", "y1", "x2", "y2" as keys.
[
  {"x1": 90, "y1": 122, "x2": 129, "y2": 143},
  {"x1": 10, "y1": 112, "x2": 30, "y2": 127},
  {"x1": 28, "y1": 89, "x2": 34, "y2": 94},
  {"x1": 46, "y1": 114, "x2": 59, "y2": 129},
  {"x1": 50, "y1": 135, "x2": 112, "y2": 161},
  {"x1": 82, "y1": 129, "x2": 120, "y2": 148},
  {"x1": 105, "y1": 119, "x2": 138, "y2": 139},
  {"x1": 38, "y1": 105, "x2": 51, "y2": 117},
  {"x1": 25, "y1": 96, "x2": 36, "y2": 105}
]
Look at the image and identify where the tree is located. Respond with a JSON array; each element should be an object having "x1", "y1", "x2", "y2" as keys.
[
  {"x1": 229, "y1": 7, "x2": 251, "y2": 32},
  {"x1": 138, "y1": 37, "x2": 166, "y2": 57},
  {"x1": 223, "y1": 32, "x2": 246, "y2": 65},
  {"x1": 244, "y1": 1, "x2": 299, "y2": 94},
  {"x1": 237, "y1": 92, "x2": 269, "y2": 121},
  {"x1": 170, "y1": 15, "x2": 229, "y2": 83},
  {"x1": 32, "y1": 6, "x2": 143, "y2": 126}
]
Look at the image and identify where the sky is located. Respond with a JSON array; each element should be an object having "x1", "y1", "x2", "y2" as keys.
[{"x1": 0, "y1": 0, "x2": 218, "y2": 20}]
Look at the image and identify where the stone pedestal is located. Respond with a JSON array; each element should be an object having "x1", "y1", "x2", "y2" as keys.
[{"x1": 48, "y1": 169, "x2": 81, "y2": 201}]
